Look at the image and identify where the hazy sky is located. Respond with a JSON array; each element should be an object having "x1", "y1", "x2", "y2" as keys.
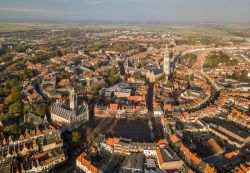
[{"x1": 0, "y1": 0, "x2": 250, "y2": 23}]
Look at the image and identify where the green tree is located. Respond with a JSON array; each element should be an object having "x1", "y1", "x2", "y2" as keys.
[
  {"x1": 166, "y1": 80, "x2": 174, "y2": 88},
  {"x1": 3, "y1": 123, "x2": 19, "y2": 135},
  {"x1": 109, "y1": 66, "x2": 118, "y2": 76},
  {"x1": 8, "y1": 101, "x2": 22, "y2": 115},
  {"x1": 32, "y1": 104, "x2": 46, "y2": 117},
  {"x1": 203, "y1": 51, "x2": 238, "y2": 69},
  {"x1": 0, "y1": 114, "x2": 6, "y2": 121},
  {"x1": 108, "y1": 76, "x2": 118, "y2": 86},
  {"x1": 23, "y1": 104, "x2": 32, "y2": 113},
  {"x1": 4, "y1": 78, "x2": 19, "y2": 91},
  {"x1": 0, "y1": 104, "x2": 4, "y2": 113},
  {"x1": 72, "y1": 131, "x2": 81, "y2": 143},
  {"x1": 0, "y1": 86, "x2": 5, "y2": 98},
  {"x1": 4, "y1": 91, "x2": 21, "y2": 105}
]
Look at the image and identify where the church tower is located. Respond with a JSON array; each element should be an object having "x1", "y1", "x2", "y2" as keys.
[
  {"x1": 69, "y1": 88, "x2": 77, "y2": 110},
  {"x1": 124, "y1": 57, "x2": 129, "y2": 73},
  {"x1": 164, "y1": 45, "x2": 171, "y2": 81}
]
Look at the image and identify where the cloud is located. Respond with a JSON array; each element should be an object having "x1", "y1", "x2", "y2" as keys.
[{"x1": 0, "y1": 7, "x2": 62, "y2": 14}]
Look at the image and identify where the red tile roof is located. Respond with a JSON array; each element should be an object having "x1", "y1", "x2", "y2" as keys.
[
  {"x1": 77, "y1": 153, "x2": 102, "y2": 173},
  {"x1": 224, "y1": 150, "x2": 239, "y2": 159},
  {"x1": 109, "y1": 104, "x2": 118, "y2": 110},
  {"x1": 207, "y1": 139, "x2": 223, "y2": 154},
  {"x1": 180, "y1": 144, "x2": 201, "y2": 165},
  {"x1": 157, "y1": 139, "x2": 169, "y2": 146},
  {"x1": 204, "y1": 164, "x2": 216, "y2": 173},
  {"x1": 107, "y1": 138, "x2": 120, "y2": 146}
]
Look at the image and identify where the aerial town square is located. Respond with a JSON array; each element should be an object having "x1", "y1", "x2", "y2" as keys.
[{"x1": 0, "y1": 0, "x2": 249, "y2": 173}]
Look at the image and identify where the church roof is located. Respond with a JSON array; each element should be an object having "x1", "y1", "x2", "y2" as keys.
[
  {"x1": 24, "y1": 112, "x2": 43, "y2": 125},
  {"x1": 150, "y1": 68, "x2": 163, "y2": 75},
  {"x1": 50, "y1": 103, "x2": 87, "y2": 122}
]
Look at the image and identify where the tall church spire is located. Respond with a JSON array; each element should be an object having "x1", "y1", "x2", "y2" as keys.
[{"x1": 164, "y1": 45, "x2": 170, "y2": 81}]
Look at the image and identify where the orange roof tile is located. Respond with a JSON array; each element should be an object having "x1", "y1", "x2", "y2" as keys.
[
  {"x1": 208, "y1": 139, "x2": 223, "y2": 154},
  {"x1": 44, "y1": 157, "x2": 54, "y2": 164},
  {"x1": 135, "y1": 106, "x2": 141, "y2": 110},
  {"x1": 156, "y1": 147, "x2": 164, "y2": 165},
  {"x1": 128, "y1": 95, "x2": 143, "y2": 101},
  {"x1": 109, "y1": 104, "x2": 118, "y2": 110},
  {"x1": 19, "y1": 134, "x2": 25, "y2": 141},
  {"x1": 224, "y1": 150, "x2": 239, "y2": 159},
  {"x1": 35, "y1": 127, "x2": 43, "y2": 136},
  {"x1": 107, "y1": 137, "x2": 120, "y2": 146},
  {"x1": 27, "y1": 85, "x2": 33, "y2": 91},
  {"x1": 54, "y1": 154, "x2": 65, "y2": 161},
  {"x1": 77, "y1": 153, "x2": 102, "y2": 173},
  {"x1": 239, "y1": 164, "x2": 249, "y2": 172},
  {"x1": 33, "y1": 151, "x2": 49, "y2": 159},
  {"x1": 2, "y1": 138, "x2": 7, "y2": 145},
  {"x1": 59, "y1": 79, "x2": 70, "y2": 86},
  {"x1": 24, "y1": 130, "x2": 31, "y2": 139},
  {"x1": 204, "y1": 164, "x2": 216, "y2": 173},
  {"x1": 188, "y1": 169, "x2": 195, "y2": 173},
  {"x1": 170, "y1": 134, "x2": 180, "y2": 144},
  {"x1": 157, "y1": 139, "x2": 169, "y2": 146},
  {"x1": 180, "y1": 144, "x2": 201, "y2": 165},
  {"x1": 164, "y1": 104, "x2": 172, "y2": 111}
]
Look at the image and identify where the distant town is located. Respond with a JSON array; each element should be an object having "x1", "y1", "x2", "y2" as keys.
[{"x1": 0, "y1": 24, "x2": 249, "y2": 173}]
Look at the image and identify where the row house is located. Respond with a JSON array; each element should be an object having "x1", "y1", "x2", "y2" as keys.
[
  {"x1": 168, "y1": 134, "x2": 216, "y2": 173},
  {"x1": 95, "y1": 102, "x2": 148, "y2": 118},
  {"x1": 9, "y1": 150, "x2": 66, "y2": 173},
  {"x1": 0, "y1": 128, "x2": 64, "y2": 172},
  {"x1": 99, "y1": 136, "x2": 170, "y2": 158},
  {"x1": 76, "y1": 153, "x2": 102, "y2": 173}
]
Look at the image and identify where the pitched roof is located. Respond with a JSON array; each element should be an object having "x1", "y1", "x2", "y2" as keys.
[
  {"x1": 19, "y1": 134, "x2": 25, "y2": 141},
  {"x1": 207, "y1": 138, "x2": 223, "y2": 154},
  {"x1": 8, "y1": 136, "x2": 13, "y2": 144},
  {"x1": 157, "y1": 139, "x2": 169, "y2": 146},
  {"x1": 164, "y1": 104, "x2": 172, "y2": 111},
  {"x1": 156, "y1": 147, "x2": 164, "y2": 165},
  {"x1": 151, "y1": 68, "x2": 163, "y2": 75},
  {"x1": 224, "y1": 150, "x2": 239, "y2": 159},
  {"x1": 26, "y1": 85, "x2": 33, "y2": 91},
  {"x1": 24, "y1": 130, "x2": 31, "y2": 140},
  {"x1": 204, "y1": 164, "x2": 216, "y2": 173},
  {"x1": 240, "y1": 164, "x2": 250, "y2": 172},
  {"x1": 35, "y1": 127, "x2": 43, "y2": 136},
  {"x1": 127, "y1": 95, "x2": 143, "y2": 101},
  {"x1": 2, "y1": 137, "x2": 7, "y2": 145},
  {"x1": 107, "y1": 137, "x2": 120, "y2": 146},
  {"x1": 59, "y1": 78, "x2": 70, "y2": 86},
  {"x1": 24, "y1": 112, "x2": 43, "y2": 125},
  {"x1": 180, "y1": 144, "x2": 201, "y2": 165},
  {"x1": 188, "y1": 169, "x2": 195, "y2": 173},
  {"x1": 77, "y1": 153, "x2": 102, "y2": 173},
  {"x1": 50, "y1": 103, "x2": 87, "y2": 122},
  {"x1": 109, "y1": 104, "x2": 118, "y2": 110},
  {"x1": 170, "y1": 134, "x2": 181, "y2": 144}
]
